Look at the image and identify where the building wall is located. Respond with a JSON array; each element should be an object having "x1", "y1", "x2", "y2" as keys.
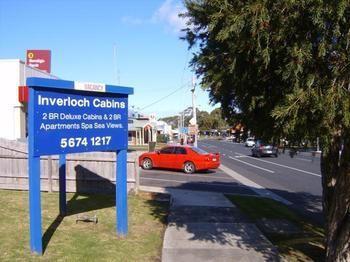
[
  {"x1": 0, "y1": 60, "x2": 21, "y2": 140},
  {"x1": 0, "y1": 59, "x2": 57, "y2": 140}
]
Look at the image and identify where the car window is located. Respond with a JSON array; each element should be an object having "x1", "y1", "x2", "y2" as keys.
[
  {"x1": 190, "y1": 147, "x2": 208, "y2": 155},
  {"x1": 175, "y1": 147, "x2": 187, "y2": 155},
  {"x1": 256, "y1": 140, "x2": 266, "y2": 146},
  {"x1": 160, "y1": 147, "x2": 175, "y2": 154}
]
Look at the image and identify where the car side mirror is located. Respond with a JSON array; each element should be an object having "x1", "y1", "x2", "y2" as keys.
[{"x1": 156, "y1": 150, "x2": 160, "y2": 154}]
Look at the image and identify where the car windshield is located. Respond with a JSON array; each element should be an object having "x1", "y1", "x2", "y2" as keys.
[
  {"x1": 191, "y1": 147, "x2": 209, "y2": 155},
  {"x1": 256, "y1": 140, "x2": 270, "y2": 146}
]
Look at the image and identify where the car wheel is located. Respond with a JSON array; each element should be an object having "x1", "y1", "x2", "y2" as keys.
[
  {"x1": 183, "y1": 161, "x2": 195, "y2": 174},
  {"x1": 142, "y1": 158, "x2": 153, "y2": 170}
]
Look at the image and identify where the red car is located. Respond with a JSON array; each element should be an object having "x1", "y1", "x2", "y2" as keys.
[{"x1": 139, "y1": 145, "x2": 220, "y2": 174}]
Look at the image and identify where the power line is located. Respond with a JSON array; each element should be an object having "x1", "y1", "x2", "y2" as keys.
[
  {"x1": 140, "y1": 49, "x2": 191, "y2": 112},
  {"x1": 139, "y1": 84, "x2": 188, "y2": 110}
]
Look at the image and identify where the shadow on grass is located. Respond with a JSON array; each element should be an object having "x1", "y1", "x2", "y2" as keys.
[
  {"x1": 142, "y1": 193, "x2": 170, "y2": 225},
  {"x1": 42, "y1": 165, "x2": 116, "y2": 253},
  {"x1": 267, "y1": 233, "x2": 325, "y2": 262},
  {"x1": 42, "y1": 165, "x2": 170, "y2": 254},
  {"x1": 42, "y1": 214, "x2": 64, "y2": 252}
]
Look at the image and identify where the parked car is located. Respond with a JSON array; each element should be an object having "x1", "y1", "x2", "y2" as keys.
[
  {"x1": 251, "y1": 140, "x2": 278, "y2": 157},
  {"x1": 245, "y1": 138, "x2": 255, "y2": 147},
  {"x1": 139, "y1": 145, "x2": 220, "y2": 174}
]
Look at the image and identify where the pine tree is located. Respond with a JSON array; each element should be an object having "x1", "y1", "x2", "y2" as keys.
[{"x1": 183, "y1": 0, "x2": 350, "y2": 260}]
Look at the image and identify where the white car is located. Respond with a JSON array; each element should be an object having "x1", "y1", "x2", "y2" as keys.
[{"x1": 245, "y1": 138, "x2": 255, "y2": 147}]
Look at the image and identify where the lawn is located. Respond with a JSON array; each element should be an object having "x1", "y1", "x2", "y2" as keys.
[
  {"x1": 0, "y1": 190, "x2": 168, "y2": 261},
  {"x1": 226, "y1": 195, "x2": 325, "y2": 262}
]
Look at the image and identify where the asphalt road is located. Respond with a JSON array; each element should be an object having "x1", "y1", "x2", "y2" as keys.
[{"x1": 139, "y1": 139, "x2": 323, "y2": 224}]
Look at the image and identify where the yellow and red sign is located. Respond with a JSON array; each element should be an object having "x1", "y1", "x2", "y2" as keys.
[{"x1": 26, "y1": 50, "x2": 51, "y2": 73}]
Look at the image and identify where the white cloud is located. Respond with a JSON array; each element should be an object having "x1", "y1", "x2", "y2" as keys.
[
  {"x1": 152, "y1": 0, "x2": 188, "y2": 35},
  {"x1": 120, "y1": 1, "x2": 189, "y2": 35}
]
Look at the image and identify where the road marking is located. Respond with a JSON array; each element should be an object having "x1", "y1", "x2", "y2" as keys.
[
  {"x1": 295, "y1": 157, "x2": 313, "y2": 162},
  {"x1": 235, "y1": 152, "x2": 321, "y2": 177},
  {"x1": 140, "y1": 177, "x2": 244, "y2": 187},
  {"x1": 229, "y1": 156, "x2": 275, "y2": 173},
  {"x1": 219, "y1": 164, "x2": 292, "y2": 205}
]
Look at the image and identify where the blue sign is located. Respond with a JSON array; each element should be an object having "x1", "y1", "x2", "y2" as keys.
[
  {"x1": 26, "y1": 77, "x2": 133, "y2": 255},
  {"x1": 32, "y1": 88, "x2": 128, "y2": 156},
  {"x1": 180, "y1": 127, "x2": 188, "y2": 134}
]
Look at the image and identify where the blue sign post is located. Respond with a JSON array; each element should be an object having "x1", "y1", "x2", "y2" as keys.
[{"x1": 27, "y1": 77, "x2": 133, "y2": 254}]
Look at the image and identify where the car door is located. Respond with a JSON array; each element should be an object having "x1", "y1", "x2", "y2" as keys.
[
  {"x1": 172, "y1": 146, "x2": 187, "y2": 169},
  {"x1": 157, "y1": 146, "x2": 176, "y2": 168}
]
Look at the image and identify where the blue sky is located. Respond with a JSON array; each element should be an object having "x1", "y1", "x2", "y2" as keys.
[{"x1": 0, "y1": 0, "x2": 219, "y2": 118}]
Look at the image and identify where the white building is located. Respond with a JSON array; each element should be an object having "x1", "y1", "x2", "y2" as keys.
[
  {"x1": 128, "y1": 117, "x2": 157, "y2": 145},
  {"x1": 0, "y1": 59, "x2": 57, "y2": 140},
  {"x1": 156, "y1": 120, "x2": 172, "y2": 136}
]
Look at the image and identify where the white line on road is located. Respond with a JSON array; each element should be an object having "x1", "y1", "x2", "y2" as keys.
[
  {"x1": 229, "y1": 156, "x2": 275, "y2": 173},
  {"x1": 295, "y1": 157, "x2": 313, "y2": 162},
  {"x1": 235, "y1": 152, "x2": 321, "y2": 177},
  {"x1": 219, "y1": 164, "x2": 292, "y2": 205}
]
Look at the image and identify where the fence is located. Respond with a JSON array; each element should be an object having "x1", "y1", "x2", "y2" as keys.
[{"x1": 0, "y1": 138, "x2": 140, "y2": 194}]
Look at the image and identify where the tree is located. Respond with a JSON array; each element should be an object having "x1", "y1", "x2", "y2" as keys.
[
  {"x1": 160, "y1": 108, "x2": 229, "y2": 131},
  {"x1": 182, "y1": 0, "x2": 350, "y2": 260}
]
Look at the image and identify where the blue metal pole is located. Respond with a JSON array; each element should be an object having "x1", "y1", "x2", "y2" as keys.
[
  {"x1": 28, "y1": 87, "x2": 43, "y2": 255},
  {"x1": 28, "y1": 156, "x2": 42, "y2": 254},
  {"x1": 59, "y1": 154, "x2": 67, "y2": 216},
  {"x1": 116, "y1": 149, "x2": 128, "y2": 236}
]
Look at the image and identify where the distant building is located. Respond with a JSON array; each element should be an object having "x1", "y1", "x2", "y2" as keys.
[
  {"x1": 156, "y1": 120, "x2": 172, "y2": 136},
  {"x1": 128, "y1": 116, "x2": 157, "y2": 145},
  {"x1": 127, "y1": 115, "x2": 174, "y2": 145}
]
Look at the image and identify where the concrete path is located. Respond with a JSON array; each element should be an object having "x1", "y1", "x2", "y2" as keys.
[{"x1": 162, "y1": 189, "x2": 279, "y2": 262}]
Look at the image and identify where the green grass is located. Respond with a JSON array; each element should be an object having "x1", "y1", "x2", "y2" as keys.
[
  {"x1": 226, "y1": 195, "x2": 325, "y2": 262},
  {"x1": 0, "y1": 190, "x2": 168, "y2": 261}
]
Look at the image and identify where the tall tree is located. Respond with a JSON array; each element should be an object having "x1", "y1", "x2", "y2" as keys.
[{"x1": 183, "y1": 0, "x2": 350, "y2": 260}]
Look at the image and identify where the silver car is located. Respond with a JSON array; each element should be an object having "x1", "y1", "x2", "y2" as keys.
[{"x1": 251, "y1": 140, "x2": 278, "y2": 157}]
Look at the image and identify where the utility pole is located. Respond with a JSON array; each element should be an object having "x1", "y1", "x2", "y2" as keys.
[{"x1": 191, "y1": 76, "x2": 198, "y2": 147}]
